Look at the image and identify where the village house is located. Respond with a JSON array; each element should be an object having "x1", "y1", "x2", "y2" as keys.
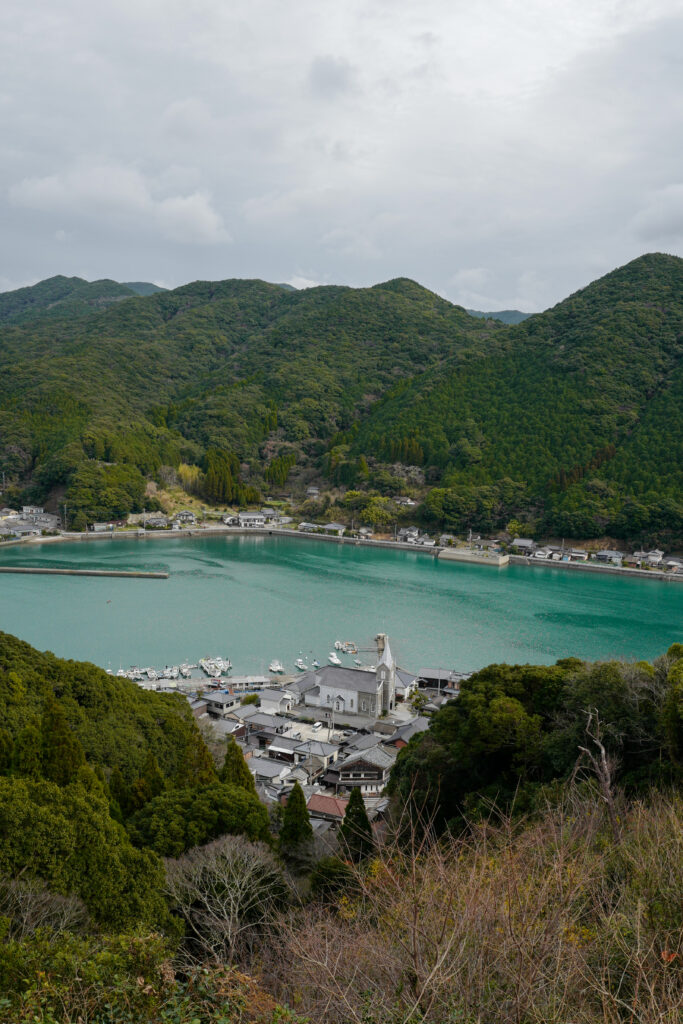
[
  {"x1": 297, "y1": 521, "x2": 319, "y2": 533},
  {"x1": 397, "y1": 526, "x2": 420, "y2": 543},
  {"x1": 510, "y1": 538, "x2": 536, "y2": 554},
  {"x1": 238, "y1": 511, "x2": 266, "y2": 528},
  {"x1": 175, "y1": 510, "x2": 196, "y2": 524},
  {"x1": 321, "y1": 522, "x2": 346, "y2": 537},
  {"x1": 203, "y1": 691, "x2": 241, "y2": 719},
  {"x1": 306, "y1": 792, "x2": 348, "y2": 825},
  {"x1": 259, "y1": 688, "x2": 295, "y2": 715},
  {"x1": 323, "y1": 745, "x2": 397, "y2": 795},
  {"x1": 249, "y1": 757, "x2": 294, "y2": 786},
  {"x1": 595, "y1": 549, "x2": 624, "y2": 566},
  {"x1": 383, "y1": 717, "x2": 430, "y2": 749}
]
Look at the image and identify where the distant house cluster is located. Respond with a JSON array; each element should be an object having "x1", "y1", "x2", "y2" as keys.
[
  {"x1": 0, "y1": 506, "x2": 60, "y2": 537},
  {"x1": 510, "y1": 539, "x2": 683, "y2": 573}
]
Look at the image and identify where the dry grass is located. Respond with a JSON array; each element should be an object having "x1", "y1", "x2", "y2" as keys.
[{"x1": 263, "y1": 789, "x2": 683, "y2": 1024}]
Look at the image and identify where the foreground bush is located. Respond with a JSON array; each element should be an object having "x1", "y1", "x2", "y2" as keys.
[{"x1": 268, "y1": 789, "x2": 683, "y2": 1024}]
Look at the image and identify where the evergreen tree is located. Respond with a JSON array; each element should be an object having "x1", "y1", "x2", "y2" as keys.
[
  {"x1": 0, "y1": 728, "x2": 13, "y2": 772},
  {"x1": 339, "y1": 786, "x2": 374, "y2": 863},
  {"x1": 12, "y1": 724, "x2": 42, "y2": 777},
  {"x1": 174, "y1": 732, "x2": 217, "y2": 788},
  {"x1": 130, "y1": 752, "x2": 166, "y2": 810},
  {"x1": 279, "y1": 780, "x2": 313, "y2": 850},
  {"x1": 220, "y1": 736, "x2": 256, "y2": 793},
  {"x1": 40, "y1": 697, "x2": 85, "y2": 786},
  {"x1": 109, "y1": 765, "x2": 132, "y2": 820}
]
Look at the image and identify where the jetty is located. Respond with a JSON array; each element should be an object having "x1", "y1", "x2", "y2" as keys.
[
  {"x1": 438, "y1": 547, "x2": 509, "y2": 567},
  {"x1": 0, "y1": 567, "x2": 168, "y2": 579}
]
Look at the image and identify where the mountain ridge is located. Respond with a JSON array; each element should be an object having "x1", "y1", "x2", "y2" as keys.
[{"x1": 0, "y1": 253, "x2": 681, "y2": 543}]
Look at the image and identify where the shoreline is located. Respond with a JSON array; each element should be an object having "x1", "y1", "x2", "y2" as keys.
[{"x1": 1, "y1": 526, "x2": 682, "y2": 584}]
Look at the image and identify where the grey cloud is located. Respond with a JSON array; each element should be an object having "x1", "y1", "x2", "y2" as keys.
[
  {"x1": 1, "y1": 1, "x2": 682, "y2": 307},
  {"x1": 308, "y1": 56, "x2": 356, "y2": 99}
]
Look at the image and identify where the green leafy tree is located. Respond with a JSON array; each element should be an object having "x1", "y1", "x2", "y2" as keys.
[
  {"x1": 220, "y1": 736, "x2": 257, "y2": 794},
  {"x1": 0, "y1": 728, "x2": 13, "y2": 772},
  {"x1": 127, "y1": 783, "x2": 270, "y2": 857},
  {"x1": 40, "y1": 697, "x2": 85, "y2": 786},
  {"x1": 339, "y1": 786, "x2": 374, "y2": 863},
  {"x1": 11, "y1": 724, "x2": 42, "y2": 778}
]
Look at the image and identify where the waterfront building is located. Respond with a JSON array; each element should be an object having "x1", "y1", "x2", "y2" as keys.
[{"x1": 238, "y1": 511, "x2": 266, "y2": 528}]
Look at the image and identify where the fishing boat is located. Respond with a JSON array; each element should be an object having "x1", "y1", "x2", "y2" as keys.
[
  {"x1": 294, "y1": 658, "x2": 308, "y2": 671},
  {"x1": 269, "y1": 660, "x2": 284, "y2": 674},
  {"x1": 354, "y1": 658, "x2": 362, "y2": 666},
  {"x1": 333, "y1": 640, "x2": 343, "y2": 650},
  {"x1": 312, "y1": 659, "x2": 320, "y2": 669},
  {"x1": 329, "y1": 652, "x2": 342, "y2": 666}
]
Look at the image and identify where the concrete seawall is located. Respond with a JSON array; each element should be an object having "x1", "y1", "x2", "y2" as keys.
[
  {"x1": 509, "y1": 555, "x2": 683, "y2": 583},
  {"x1": 0, "y1": 567, "x2": 168, "y2": 579}
]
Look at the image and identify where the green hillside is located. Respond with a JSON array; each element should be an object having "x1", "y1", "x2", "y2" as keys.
[
  {"x1": 0, "y1": 254, "x2": 681, "y2": 542},
  {"x1": 122, "y1": 281, "x2": 168, "y2": 296},
  {"x1": 0, "y1": 275, "x2": 139, "y2": 324},
  {"x1": 353, "y1": 253, "x2": 683, "y2": 542},
  {"x1": 0, "y1": 275, "x2": 499, "y2": 525}
]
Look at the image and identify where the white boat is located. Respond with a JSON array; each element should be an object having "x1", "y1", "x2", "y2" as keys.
[
  {"x1": 334, "y1": 640, "x2": 343, "y2": 650},
  {"x1": 312, "y1": 659, "x2": 320, "y2": 669},
  {"x1": 329, "y1": 652, "x2": 342, "y2": 665},
  {"x1": 147, "y1": 668, "x2": 158, "y2": 680},
  {"x1": 294, "y1": 658, "x2": 308, "y2": 671},
  {"x1": 269, "y1": 660, "x2": 284, "y2": 674},
  {"x1": 354, "y1": 658, "x2": 362, "y2": 666}
]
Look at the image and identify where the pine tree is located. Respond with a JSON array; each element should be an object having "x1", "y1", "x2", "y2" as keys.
[
  {"x1": 41, "y1": 697, "x2": 85, "y2": 786},
  {"x1": 279, "y1": 780, "x2": 313, "y2": 850},
  {"x1": 220, "y1": 736, "x2": 256, "y2": 793},
  {"x1": 339, "y1": 786, "x2": 374, "y2": 863}
]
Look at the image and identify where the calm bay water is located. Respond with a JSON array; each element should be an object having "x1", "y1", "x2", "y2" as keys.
[{"x1": 0, "y1": 534, "x2": 681, "y2": 674}]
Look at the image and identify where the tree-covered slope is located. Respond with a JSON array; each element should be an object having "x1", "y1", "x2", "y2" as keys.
[
  {"x1": 0, "y1": 275, "x2": 499, "y2": 521},
  {"x1": 353, "y1": 253, "x2": 683, "y2": 540},
  {"x1": 0, "y1": 275, "x2": 140, "y2": 324},
  {"x1": 0, "y1": 254, "x2": 681, "y2": 541}
]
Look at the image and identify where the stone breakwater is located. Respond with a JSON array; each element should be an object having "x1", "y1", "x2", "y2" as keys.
[{"x1": 0, "y1": 566, "x2": 168, "y2": 579}]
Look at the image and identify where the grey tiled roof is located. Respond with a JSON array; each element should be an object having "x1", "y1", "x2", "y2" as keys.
[
  {"x1": 299, "y1": 665, "x2": 379, "y2": 694},
  {"x1": 340, "y1": 746, "x2": 397, "y2": 770}
]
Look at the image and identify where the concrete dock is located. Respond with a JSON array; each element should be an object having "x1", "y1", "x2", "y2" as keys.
[{"x1": 0, "y1": 567, "x2": 168, "y2": 579}]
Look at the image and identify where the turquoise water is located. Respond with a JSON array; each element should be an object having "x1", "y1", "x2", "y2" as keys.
[{"x1": 0, "y1": 534, "x2": 681, "y2": 673}]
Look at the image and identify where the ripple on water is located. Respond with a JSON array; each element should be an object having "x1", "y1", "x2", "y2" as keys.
[{"x1": 0, "y1": 534, "x2": 681, "y2": 673}]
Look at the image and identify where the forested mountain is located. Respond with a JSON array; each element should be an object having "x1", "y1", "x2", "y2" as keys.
[
  {"x1": 0, "y1": 253, "x2": 681, "y2": 542},
  {"x1": 0, "y1": 275, "x2": 144, "y2": 324},
  {"x1": 466, "y1": 308, "x2": 531, "y2": 324}
]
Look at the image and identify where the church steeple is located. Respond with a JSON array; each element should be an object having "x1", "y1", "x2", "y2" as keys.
[{"x1": 375, "y1": 633, "x2": 396, "y2": 712}]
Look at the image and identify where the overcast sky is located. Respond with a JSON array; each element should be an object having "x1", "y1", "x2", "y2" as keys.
[{"x1": 1, "y1": 1, "x2": 682, "y2": 311}]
